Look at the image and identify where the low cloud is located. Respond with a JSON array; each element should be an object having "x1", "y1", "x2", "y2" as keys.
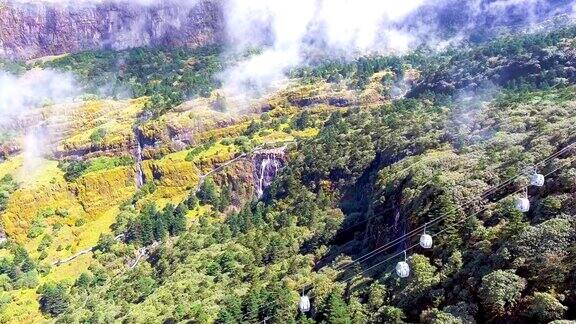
[
  {"x1": 220, "y1": 0, "x2": 427, "y2": 99},
  {"x1": 219, "y1": 0, "x2": 573, "y2": 100},
  {"x1": 0, "y1": 69, "x2": 80, "y2": 170},
  {"x1": 0, "y1": 69, "x2": 78, "y2": 123},
  {"x1": 4, "y1": 0, "x2": 184, "y2": 6}
]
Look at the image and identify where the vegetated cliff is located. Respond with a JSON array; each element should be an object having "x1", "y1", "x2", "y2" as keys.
[{"x1": 0, "y1": 0, "x2": 223, "y2": 59}]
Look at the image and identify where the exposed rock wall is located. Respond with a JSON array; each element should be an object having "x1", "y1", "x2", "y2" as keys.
[{"x1": 0, "y1": 0, "x2": 223, "y2": 60}]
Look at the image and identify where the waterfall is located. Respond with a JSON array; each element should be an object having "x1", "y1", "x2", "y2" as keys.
[
  {"x1": 253, "y1": 148, "x2": 286, "y2": 198},
  {"x1": 133, "y1": 129, "x2": 145, "y2": 188}
]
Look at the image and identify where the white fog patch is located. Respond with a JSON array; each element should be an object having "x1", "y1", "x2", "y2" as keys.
[
  {"x1": 220, "y1": 0, "x2": 316, "y2": 100},
  {"x1": 4, "y1": 0, "x2": 192, "y2": 6},
  {"x1": 0, "y1": 69, "x2": 78, "y2": 123},
  {"x1": 219, "y1": 0, "x2": 569, "y2": 101},
  {"x1": 220, "y1": 0, "x2": 427, "y2": 101},
  {"x1": 0, "y1": 68, "x2": 80, "y2": 172},
  {"x1": 315, "y1": 0, "x2": 425, "y2": 52},
  {"x1": 22, "y1": 126, "x2": 46, "y2": 173}
]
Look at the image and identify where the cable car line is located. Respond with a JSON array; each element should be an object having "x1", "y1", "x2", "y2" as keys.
[
  {"x1": 331, "y1": 140, "x2": 576, "y2": 273},
  {"x1": 248, "y1": 142, "x2": 575, "y2": 323},
  {"x1": 285, "y1": 159, "x2": 573, "y2": 323},
  {"x1": 256, "y1": 163, "x2": 570, "y2": 324},
  {"x1": 329, "y1": 139, "x2": 575, "y2": 249}
]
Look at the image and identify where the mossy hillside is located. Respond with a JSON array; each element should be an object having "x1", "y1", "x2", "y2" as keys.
[
  {"x1": 74, "y1": 166, "x2": 137, "y2": 215},
  {"x1": 144, "y1": 152, "x2": 201, "y2": 188},
  {"x1": 1, "y1": 288, "x2": 43, "y2": 323},
  {"x1": 0, "y1": 159, "x2": 134, "y2": 257},
  {"x1": 1, "y1": 159, "x2": 83, "y2": 242},
  {"x1": 58, "y1": 98, "x2": 146, "y2": 154},
  {"x1": 138, "y1": 97, "x2": 244, "y2": 143},
  {"x1": 272, "y1": 80, "x2": 358, "y2": 108},
  {"x1": 1, "y1": 75, "x2": 361, "y2": 251},
  {"x1": 0, "y1": 73, "x2": 376, "y2": 323}
]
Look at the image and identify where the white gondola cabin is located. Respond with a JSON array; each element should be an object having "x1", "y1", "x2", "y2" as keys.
[
  {"x1": 396, "y1": 251, "x2": 410, "y2": 278},
  {"x1": 420, "y1": 233, "x2": 433, "y2": 249},
  {"x1": 396, "y1": 261, "x2": 410, "y2": 278},
  {"x1": 515, "y1": 196, "x2": 530, "y2": 213},
  {"x1": 530, "y1": 173, "x2": 545, "y2": 187},
  {"x1": 420, "y1": 224, "x2": 433, "y2": 249},
  {"x1": 299, "y1": 295, "x2": 310, "y2": 313}
]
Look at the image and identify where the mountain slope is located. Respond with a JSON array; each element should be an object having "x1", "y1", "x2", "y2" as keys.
[{"x1": 0, "y1": 16, "x2": 576, "y2": 324}]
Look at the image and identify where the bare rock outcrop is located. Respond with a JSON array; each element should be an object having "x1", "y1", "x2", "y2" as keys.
[{"x1": 0, "y1": 0, "x2": 224, "y2": 60}]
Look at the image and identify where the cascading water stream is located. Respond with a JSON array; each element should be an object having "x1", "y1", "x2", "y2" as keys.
[
  {"x1": 133, "y1": 129, "x2": 145, "y2": 188},
  {"x1": 254, "y1": 151, "x2": 284, "y2": 198},
  {"x1": 257, "y1": 158, "x2": 270, "y2": 197}
]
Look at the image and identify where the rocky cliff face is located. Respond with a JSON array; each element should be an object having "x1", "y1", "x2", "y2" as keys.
[{"x1": 0, "y1": 0, "x2": 223, "y2": 60}]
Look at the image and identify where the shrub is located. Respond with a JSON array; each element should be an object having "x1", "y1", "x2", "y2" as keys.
[
  {"x1": 89, "y1": 128, "x2": 107, "y2": 144},
  {"x1": 74, "y1": 218, "x2": 86, "y2": 227},
  {"x1": 525, "y1": 292, "x2": 567, "y2": 322},
  {"x1": 38, "y1": 282, "x2": 70, "y2": 316},
  {"x1": 59, "y1": 160, "x2": 90, "y2": 182},
  {"x1": 478, "y1": 270, "x2": 526, "y2": 316}
]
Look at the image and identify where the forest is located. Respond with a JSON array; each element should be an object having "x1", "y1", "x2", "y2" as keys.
[{"x1": 0, "y1": 17, "x2": 575, "y2": 324}]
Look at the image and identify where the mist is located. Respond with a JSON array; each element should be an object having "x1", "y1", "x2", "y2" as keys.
[
  {"x1": 0, "y1": 69, "x2": 79, "y2": 170},
  {"x1": 219, "y1": 0, "x2": 574, "y2": 99},
  {"x1": 0, "y1": 69, "x2": 78, "y2": 123},
  {"x1": 4, "y1": 0, "x2": 189, "y2": 6}
]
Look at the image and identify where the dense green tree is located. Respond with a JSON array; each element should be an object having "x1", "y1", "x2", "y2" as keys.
[
  {"x1": 217, "y1": 294, "x2": 243, "y2": 324},
  {"x1": 153, "y1": 213, "x2": 168, "y2": 241},
  {"x1": 38, "y1": 282, "x2": 70, "y2": 316},
  {"x1": 197, "y1": 178, "x2": 220, "y2": 207},
  {"x1": 420, "y1": 308, "x2": 462, "y2": 324},
  {"x1": 371, "y1": 305, "x2": 406, "y2": 324},
  {"x1": 525, "y1": 292, "x2": 567, "y2": 322},
  {"x1": 171, "y1": 203, "x2": 188, "y2": 235},
  {"x1": 95, "y1": 234, "x2": 116, "y2": 253},
  {"x1": 323, "y1": 292, "x2": 351, "y2": 324},
  {"x1": 219, "y1": 185, "x2": 232, "y2": 213},
  {"x1": 187, "y1": 191, "x2": 199, "y2": 208},
  {"x1": 75, "y1": 272, "x2": 92, "y2": 289},
  {"x1": 136, "y1": 204, "x2": 157, "y2": 245},
  {"x1": 478, "y1": 270, "x2": 526, "y2": 317},
  {"x1": 432, "y1": 194, "x2": 462, "y2": 252}
]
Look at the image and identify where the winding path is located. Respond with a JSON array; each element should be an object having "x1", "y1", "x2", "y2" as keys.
[{"x1": 51, "y1": 234, "x2": 125, "y2": 266}]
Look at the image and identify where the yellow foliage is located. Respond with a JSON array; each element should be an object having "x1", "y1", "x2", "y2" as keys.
[
  {"x1": 74, "y1": 166, "x2": 136, "y2": 214},
  {"x1": 1, "y1": 159, "x2": 83, "y2": 242},
  {"x1": 1, "y1": 289, "x2": 43, "y2": 323}
]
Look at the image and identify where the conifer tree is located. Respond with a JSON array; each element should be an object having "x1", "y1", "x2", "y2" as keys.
[
  {"x1": 138, "y1": 204, "x2": 156, "y2": 245},
  {"x1": 162, "y1": 203, "x2": 175, "y2": 234},
  {"x1": 172, "y1": 203, "x2": 188, "y2": 235},
  {"x1": 197, "y1": 178, "x2": 220, "y2": 207},
  {"x1": 217, "y1": 294, "x2": 243, "y2": 323},
  {"x1": 219, "y1": 185, "x2": 231, "y2": 212},
  {"x1": 153, "y1": 214, "x2": 167, "y2": 241},
  {"x1": 434, "y1": 193, "x2": 461, "y2": 252},
  {"x1": 325, "y1": 292, "x2": 352, "y2": 324}
]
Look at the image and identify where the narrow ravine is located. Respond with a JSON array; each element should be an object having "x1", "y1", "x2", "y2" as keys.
[{"x1": 133, "y1": 128, "x2": 146, "y2": 188}]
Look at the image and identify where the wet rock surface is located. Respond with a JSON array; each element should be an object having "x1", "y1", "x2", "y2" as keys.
[{"x1": 252, "y1": 147, "x2": 286, "y2": 198}]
